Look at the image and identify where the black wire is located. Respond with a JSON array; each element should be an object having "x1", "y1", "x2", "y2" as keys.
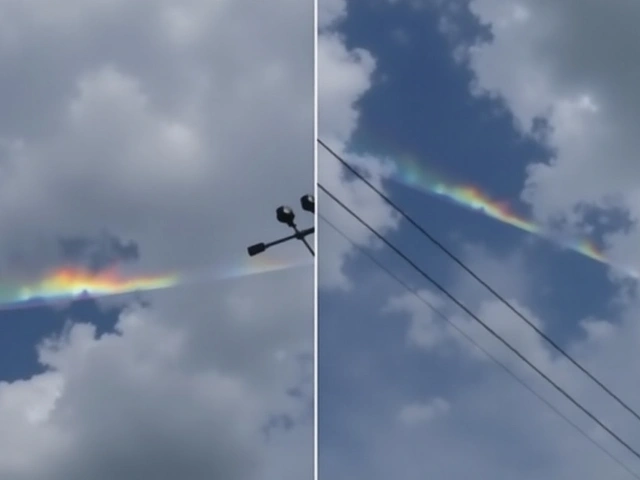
[
  {"x1": 319, "y1": 212, "x2": 640, "y2": 479},
  {"x1": 318, "y1": 137, "x2": 640, "y2": 427},
  {"x1": 318, "y1": 183, "x2": 640, "y2": 462}
]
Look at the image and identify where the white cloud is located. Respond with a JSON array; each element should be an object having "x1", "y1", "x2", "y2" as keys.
[
  {"x1": 398, "y1": 398, "x2": 450, "y2": 426},
  {"x1": 345, "y1": 243, "x2": 640, "y2": 480},
  {"x1": 385, "y1": 287, "x2": 555, "y2": 373},
  {"x1": 318, "y1": 0, "x2": 348, "y2": 30},
  {"x1": 385, "y1": 288, "x2": 450, "y2": 350},
  {"x1": 318, "y1": 33, "x2": 375, "y2": 145},
  {"x1": 455, "y1": 0, "x2": 640, "y2": 274},
  {"x1": 0, "y1": 0, "x2": 313, "y2": 478},
  {"x1": 319, "y1": 1, "x2": 640, "y2": 478},
  {"x1": 318, "y1": 2, "x2": 402, "y2": 290},
  {"x1": 27, "y1": 312, "x2": 263, "y2": 480}
]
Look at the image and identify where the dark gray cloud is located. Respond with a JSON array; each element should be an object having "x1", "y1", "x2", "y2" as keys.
[{"x1": 58, "y1": 231, "x2": 139, "y2": 271}]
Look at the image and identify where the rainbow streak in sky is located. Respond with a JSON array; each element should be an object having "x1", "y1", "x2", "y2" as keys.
[
  {"x1": 392, "y1": 158, "x2": 638, "y2": 278},
  {"x1": 0, "y1": 255, "x2": 311, "y2": 312}
]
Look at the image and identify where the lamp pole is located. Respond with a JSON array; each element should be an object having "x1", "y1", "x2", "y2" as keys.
[{"x1": 247, "y1": 194, "x2": 315, "y2": 257}]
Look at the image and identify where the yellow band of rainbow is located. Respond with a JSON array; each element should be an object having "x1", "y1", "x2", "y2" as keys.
[{"x1": 393, "y1": 157, "x2": 636, "y2": 278}]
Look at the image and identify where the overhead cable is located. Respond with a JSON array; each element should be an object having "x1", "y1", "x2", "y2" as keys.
[
  {"x1": 319, "y1": 182, "x2": 640, "y2": 462},
  {"x1": 318, "y1": 138, "x2": 640, "y2": 427}
]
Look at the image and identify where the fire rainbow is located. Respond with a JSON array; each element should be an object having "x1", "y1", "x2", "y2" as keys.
[
  {"x1": 0, "y1": 254, "x2": 311, "y2": 311},
  {"x1": 391, "y1": 157, "x2": 637, "y2": 278}
]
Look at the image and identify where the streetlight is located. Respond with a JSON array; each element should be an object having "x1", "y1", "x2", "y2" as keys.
[
  {"x1": 300, "y1": 194, "x2": 314, "y2": 214},
  {"x1": 247, "y1": 194, "x2": 315, "y2": 257}
]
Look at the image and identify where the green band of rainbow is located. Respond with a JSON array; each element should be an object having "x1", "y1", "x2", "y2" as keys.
[
  {"x1": 392, "y1": 158, "x2": 637, "y2": 278},
  {"x1": 0, "y1": 255, "x2": 311, "y2": 311}
]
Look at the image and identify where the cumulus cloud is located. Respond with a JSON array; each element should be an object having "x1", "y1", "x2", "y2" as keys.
[
  {"x1": 333, "y1": 216, "x2": 640, "y2": 478},
  {"x1": 0, "y1": 0, "x2": 313, "y2": 479},
  {"x1": 385, "y1": 288, "x2": 451, "y2": 350},
  {"x1": 318, "y1": 0, "x2": 348, "y2": 30},
  {"x1": 450, "y1": 0, "x2": 640, "y2": 275},
  {"x1": 320, "y1": 1, "x2": 640, "y2": 478},
  {"x1": 318, "y1": 0, "x2": 401, "y2": 289},
  {"x1": 398, "y1": 398, "x2": 450, "y2": 426},
  {"x1": 351, "y1": 244, "x2": 640, "y2": 480}
]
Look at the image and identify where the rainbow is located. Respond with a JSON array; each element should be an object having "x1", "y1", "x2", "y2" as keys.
[
  {"x1": 392, "y1": 158, "x2": 636, "y2": 277},
  {"x1": 0, "y1": 254, "x2": 311, "y2": 311}
]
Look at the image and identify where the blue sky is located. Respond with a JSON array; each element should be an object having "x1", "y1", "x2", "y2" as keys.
[
  {"x1": 338, "y1": 0, "x2": 616, "y2": 324},
  {"x1": 0, "y1": 232, "x2": 136, "y2": 381},
  {"x1": 0, "y1": 300, "x2": 121, "y2": 381},
  {"x1": 318, "y1": 1, "x2": 640, "y2": 478},
  {"x1": 0, "y1": 233, "x2": 138, "y2": 381}
]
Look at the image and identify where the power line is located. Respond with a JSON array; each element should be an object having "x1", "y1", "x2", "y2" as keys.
[
  {"x1": 319, "y1": 212, "x2": 640, "y2": 479},
  {"x1": 318, "y1": 182, "x2": 640, "y2": 462},
  {"x1": 318, "y1": 138, "x2": 640, "y2": 427}
]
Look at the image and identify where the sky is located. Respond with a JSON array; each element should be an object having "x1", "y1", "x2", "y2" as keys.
[
  {"x1": 0, "y1": 1, "x2": 313, "y2": 479},
  {"x1": 318, "y1": 1, "x2": 640, "y2": 479}
]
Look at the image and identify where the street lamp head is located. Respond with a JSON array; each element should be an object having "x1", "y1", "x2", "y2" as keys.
[
  {"x1": 247, "y1": 242, "x2": 266, "y2": 256},
  {"x1": 300, "y1": 194, "x2": 315, "y2": 214},
  {"x1": 276, "y1": 205, "x2": 296, "y2": 227}
]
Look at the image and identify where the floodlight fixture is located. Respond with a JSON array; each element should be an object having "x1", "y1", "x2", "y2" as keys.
[
  {"x1": 248, "y1": 196, "x2": 315, "y2": 257},
  {"x1": 247, "y1": 242, "x2": 266, "y2": 256},
  {"x1": 276, "y1": 206, "x2": 296, "y2": 227},
  {"x1": 300, "y1": 194, "x2": 315, "y2": 214}
]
